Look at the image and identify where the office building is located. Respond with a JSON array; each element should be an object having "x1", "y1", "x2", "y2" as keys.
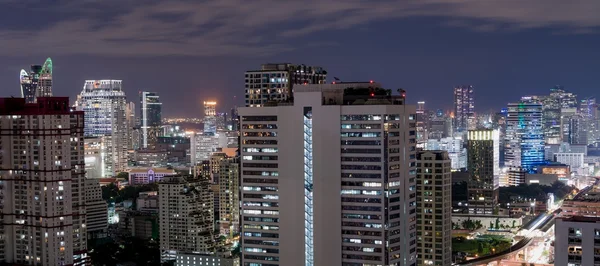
[
  {"x1": 85, "y1": 178, "x2": 108, "y2": 239},
  {"x1": 415, "y1": 101, "x2": 428, "y2": 142},
  {"x1": 209, "y1": 153, "x2": 240, "y2": 235},
  {"x1": 126, "y1": 101, "x2": 137, "y2": 150},
  {"x1": 453, "y1": 85, "x2": 475, "y2": 132},
  {"x1": 0, "y1": 97, "x2": 87, "y2": 265},
  {"x1": 245, "y1": 63, "x2": 327, "y2": 107},
  {"x1": 229, "y1": 107, "x2": 239, "y2": 131},
  {"x1": 204, "y1": 101, "x2": 217, "y2": 134},
  {"x1": 76, "y1": 80, "x2": 128, "y2": 177},
  {"x1": 505, "y1": 100, "x2": 544, "y2": 185},
  {"x1": 141, "y1": 91, "x2": 162, "y2": 149},
  {"x1": 565, "y1": 113, "x2": 589, "y2": 145},
  {"x1": 190, "y1": 132, "x2": 228, "y2": 169},
  {"x1": 416, "y1": 151, "x2": 452, "y2": 266},
  {"x1": 425, "y1": 137, "x2": 467, "y2": 170},
  {"x1": 159, "y1": 176, "x2": 215, "y2": 262},
  {"x1": 239, "y1": 82, "x2": 416, "y2": 265},
  {"x1": 19, "y1": 57, "x2": 53, "y2": 103},
  {"x1": 467, "y1": 130, "x2": 500, "y2": 215},
  {"x1": 429, "y1": 109, "x2": 452, "y2": 139}
]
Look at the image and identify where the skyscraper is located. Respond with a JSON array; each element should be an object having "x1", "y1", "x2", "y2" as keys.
[
  {"x1": 467, "y1": 130, "x2": 500, "y2": 214},
  {"x1": 203, "y1": 101, "x2": 217, "y2": 134},
  {"x1": 0, "y1": 97, "x2": 87, "y2": 265},
  {"x1": 19, "y1": 57, "x2": 53, "y2": 103},
  {"x1": 140, "y1": 91, "x2": 162, "y2": 149},
  {"x1": 126, "y1": 101, "x2": 137, "y2": 150},
  {"x1": 505, "y1": 100, "x2": 545, "y2": 185},
  {"x1": 159, "y1": 176, "x2": 214, "y2": 262},
  {"x1": 239, "y1": 82, "x2": 416, "y2": 265},
  {"x1": 416, "y1": 150, "x2": 452, "y2": 266},
  {"x1": 245, "y1": 63, "x2": 327, "y2": 107},
  {"x1": 76, "y1": 80, "x2": 128, "y2": 177},
  {"x1": 453, "y1": 85, "x2": 475, "y2": 132},
  {"x1": 416, "y1": 101, "x2": 428, "y2": 143}
]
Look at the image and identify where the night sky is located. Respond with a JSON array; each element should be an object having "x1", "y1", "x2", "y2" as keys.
[{"x1": 1, "y1": 1, "x2": 600, "y2": 117}]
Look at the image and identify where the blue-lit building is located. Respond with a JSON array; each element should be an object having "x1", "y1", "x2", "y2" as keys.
[{"x1": 505, "y1": 99, "x2": 545, "y2": 185}]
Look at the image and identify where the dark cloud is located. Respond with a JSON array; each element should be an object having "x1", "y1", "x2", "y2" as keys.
[{"x1": 1, "y1": 0, "x2": 599, "y2": 57}]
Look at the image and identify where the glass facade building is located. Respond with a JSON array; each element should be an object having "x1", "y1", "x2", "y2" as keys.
[
  {"x1": 453, "y1": 85, "x2": 475, "y2": 132},
  {"x1": 19, "y1": 57, "x2": 53, "y2": 103},
  {"x1": 505, "y1": 100, "x2": 545, "y2": 185},
  {"x1": 140, "y1": 91, "x2": 162, "y2": 148}
]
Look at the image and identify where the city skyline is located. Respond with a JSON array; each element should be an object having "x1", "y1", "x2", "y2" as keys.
[{"x1": 2, "y1": 2, "x2": 600, "y2": 116}]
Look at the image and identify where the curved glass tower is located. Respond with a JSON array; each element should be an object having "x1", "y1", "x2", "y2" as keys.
[{"x1": 20, "y1": 57, "x2": 53, "y2": 103}]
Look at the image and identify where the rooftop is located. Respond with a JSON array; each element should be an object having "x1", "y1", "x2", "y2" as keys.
[
  {"x1": 0, "y1": 97, "x2": 80, "y2": 115},
  {"x1": 263, "y1": 82, "x2": 406, "y2": 107}
]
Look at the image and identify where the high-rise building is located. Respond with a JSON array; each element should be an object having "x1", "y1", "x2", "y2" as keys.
[
  {"x1": 204, "y1": 101, "x2": 217, "y2": 134},
  {"x1": 159, "y1": 176, "x2": 214, "y2": 262},
  {"x1": 76, "y1": 80, "x2": 128, "y2": 177},
  {"x1": 425, "y1": 137, "x2": 467, "y2": 170},
  {"x1": 126, "y1": 101, "x2": 137, "y2": 150},
  {"x1": 85, "y1": 178, "x2": 108, "y2": 240},
  {"x1": 229, "y1": 107, "x2": 239, "y2": 131},
  {"x1": 239, "y1": 82, "x2": 416, "y2": 265},
  {"x1": 245, "y1": 63, "x2": 327, "y2": 107},
  {"x1": 141, "y1": 91, "x2": 162, "y2": 149},
  {"x1": 190, "y1": 133, "x2": 228, "y2": 171},
  {"x1": 580, "y1": 97, "x2": 597, "y2": 144},
  {"x1": 467, "y1": 130, "x2": 500, "y2": 215},
  {"x1": 416, "y1": 101, "x2": 428, "y2": 143},
  {"x1": 416, "y1": 150, "x2": 452, "y2": 266},
  {"x1": 554, "y1": 216, "x2": 599, "y2": 265},
  {"x1": 208, "y1": 153, "x2": 240, "y2": 235},
  {"x1": 505, "y1": 100, "x2": 544, "y2": 185},
  {"x1": 83, "y1": 137, "x2": 103, "y2": 178},
  {"x1": 0, "y1": 97, "x2": 87, "y2": 265},
  {"x1": 453, "y1": 85, "x2": 475, "y2": 132},
  {"x1": 565, "y1": 113, "x2": 589, "y2": 145},
  {"x1": 19, "y1": 57, "x2": 53, "y2": 103},
  {"x1": 429, "y1": 109, "x2": 452, "y2": 139}
]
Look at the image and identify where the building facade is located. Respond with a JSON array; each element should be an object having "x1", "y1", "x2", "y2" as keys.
[
  {"x1": 453, "y1": 85, "x2": 475, "y2": 132},
  {"x1": 239, "y1": 83, "x2": 417, "y2": 266},
  {"x1": 505, "y1": 101, "x2": 545, "y2": 185},
  {"x1": 19, "y1": 58, "x2": 53, "y2": 103},
  {"x1": 128, "y1": 168, "x2": 177, "y2": 185},
  {"x1": 85, "y1": 178, "x2": 108, "y2": 239},
  {"x1": 159, "y1": 176, "x2": 215, "y2": 262},
  {"x1": 467, "y1": 130, "x2": 500, "y2": 215},
  {"x1": 244, "y1": 63, "x2": 327, "y2": 107},
  {"x1": 0, "y1": 97, "x2": 87, "y2": 265},
  {"x1": 555, "y1": 216, "x2": 600, "y2": 266},
  {"x1": 209, "y1": 153, "x2": 240, "y2": 235},
  {"x1": 141, "y1": 91, "x2": 162, "y2": 149},
  {"x1": 76, "y1": 80, "x2": 128, "y2": 177},
  {"x1": 416, "y1": 150, "x2": 452, "y2": 266},
  {"x1": 204, "y1": 101, "x2": 217, "y2": 135}
]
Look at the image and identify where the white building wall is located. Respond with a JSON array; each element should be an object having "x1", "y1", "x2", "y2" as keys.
[{"x1": 239, "y1": 87, "x2": 416, "y2": 266}]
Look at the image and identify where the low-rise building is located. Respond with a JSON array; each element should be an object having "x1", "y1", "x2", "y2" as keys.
[{"x1": 128, "y1": 167, "x2": 177, "y2": 185}]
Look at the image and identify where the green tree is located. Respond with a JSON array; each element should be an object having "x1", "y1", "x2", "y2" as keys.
[
  {"x1": 489, "y1": 221, "x2": 494, "y2": 229},
  {"x1": 477, "y1": 242, "x2": 484, "y2": 254},
  {"x1": 495, "y1": 218, "x2": 500, "y2": 229},
  {"x1": 116, "y1": 172, "x2": 129, "y2": 180}
]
